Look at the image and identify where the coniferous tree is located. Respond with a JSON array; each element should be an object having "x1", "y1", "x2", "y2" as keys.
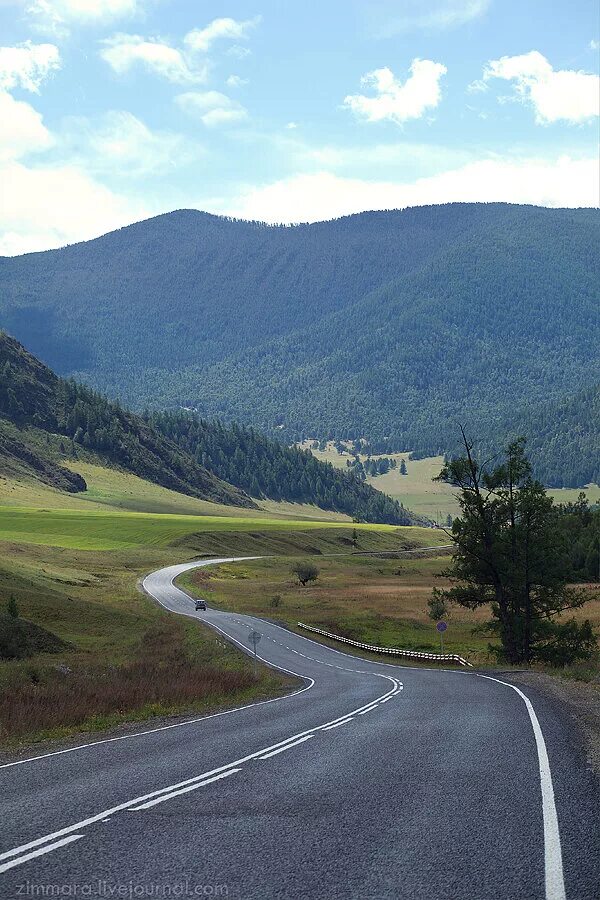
[{"x1": 434, "y1": 432, "x2": 597, "y2": 665}]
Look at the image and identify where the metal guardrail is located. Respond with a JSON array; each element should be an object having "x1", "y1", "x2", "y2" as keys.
[{"x1": 297, "y1": 623, "x2": 473, "y2": 668}]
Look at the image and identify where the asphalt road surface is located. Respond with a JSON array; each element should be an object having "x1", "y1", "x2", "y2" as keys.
[{"x1": 1, "y1": 557, "x2": 598, "y2": 900}]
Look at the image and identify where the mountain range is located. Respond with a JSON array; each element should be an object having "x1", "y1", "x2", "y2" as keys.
[{"x1": 1, "y1": 202, "x2": 598, "y2": 487}]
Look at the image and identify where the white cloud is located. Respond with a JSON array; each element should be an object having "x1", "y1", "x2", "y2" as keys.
[
  {"x1": 344, "y1": 59, "x2": 447, "y2": 125},
  {"x1": 466, "y1": 77, "x2": 487, "y2": 93},
  {"x1": 63, "y1": 110, "x2": 196, "y2": 176},
  {"x1": 295, "y1": 139, "x2": 469, "y2": 174},
  {"x1": 226, "y1": 74, "x2": 247, "y2": 88},
  {"x1": 371, "y1": 0, "x2": 489, "y2": 35},
  {"x1": 227, "y1": 45, "x2": 251, "y2": 59},
  {"x1": 223, "y1": 157, "x2": 599, "y2": 223},
  {"x1": 483, "y1": 51, "x2": 600, "y2": 123},
  {"x1": 184, "y1": 16, "x2": 259, "y2": 53},
  {"x1": 286, "y1": 121, "x2": 298, "y2": 129},
  {"x1": 0, "y1": 40, "x2": 60, "y2": 93},
  {"x1": 0, "y1": 89, "x2": 54, "y2": 161},
  {"x1": 100, "y1": 33, "x2": 207, "y2": 84},
  {"x1": 0, "y1": 158, "x2": 147, "y2": 254},
  {"x1": 26, "y1": 0, "x2": 138, "y2": 37},
  {"x1": 175, "y1": 90, "x2": 247, "y2": 127},
  {"x1": 590, "y1": 39, "x2": 599, "y2": 51}
]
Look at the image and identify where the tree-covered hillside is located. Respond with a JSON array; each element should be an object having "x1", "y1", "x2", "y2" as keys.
[
  {"x1": 149, "y1": 411, "x2": 411, "y2": 524},
  {"x1": 1, "y1": 203, "x2": 598, "y2": 486},
  {"x1": 0, "y1": 332, "x2": 253, "y2": 505},
  {"x1": 510, "y1": 384, "x2": 600, "y2": 488},
  {"x1": 0, "y1": 334, "x2": 412, "y2": 522}
]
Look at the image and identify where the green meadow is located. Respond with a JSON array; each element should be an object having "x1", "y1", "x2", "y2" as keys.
[{"x1": 0, "y1": 506, "x2": 418, "y2": 551}]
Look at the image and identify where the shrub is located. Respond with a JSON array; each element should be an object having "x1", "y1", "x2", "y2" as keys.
[{"x1": 291, "y1": 562, "x2": 319, "y2": 586}]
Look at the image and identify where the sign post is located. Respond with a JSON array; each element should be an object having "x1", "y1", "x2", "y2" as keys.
[
  {"x1": 436, "y1": 620, "x2": 448, "y2": 654},
  {"x1": 247, "y1": 630, "x2": 262, "y2": 676}
]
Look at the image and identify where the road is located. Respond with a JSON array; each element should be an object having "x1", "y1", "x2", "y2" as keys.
[{"x1": 1, "y1": 557, "x2": 598, "y2": 900}]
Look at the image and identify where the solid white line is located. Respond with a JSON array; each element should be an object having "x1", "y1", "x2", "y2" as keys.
[
  {"x1": 323, "y1": 718, "x2": 353, "y2": 730},
  {"x1": 0, "y1": 835, "x2": 84, "y2": 874},
  {"x1": 129, "y1": 769, "x2": 241, "y2": 810},
  {"x1": 477, "y1": 674, "x2": 566, "y2": 900},
  {"x1": 258, "y1": 736, "x2": 314, "y2": 759}
]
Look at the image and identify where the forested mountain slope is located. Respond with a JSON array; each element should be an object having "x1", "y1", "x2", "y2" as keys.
[
  {"x1": 0, "y1": 334, "x2": 411, "y2": 522},
  {"x1": 513, "y1": 384, "x2": 600, "y2": 488},
  {"x1": 1, "y1": 203, "x2": 598, "y2": 486},
  {"x1": 0, "y1": 204, "x2": 512, "y2": 375},
  {"x1": 0, "y1": 333, "x2": 253, "y2": 505}
]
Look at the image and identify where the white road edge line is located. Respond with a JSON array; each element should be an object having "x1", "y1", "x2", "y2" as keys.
[
  {"x1": 0, "y1": 836, "x2": 84, "y2": 875},
  {"x1": 258, "y1": 736, "x2": 314, "y2": 759},
  {"x1": 477, "y1": 674, "x2": 566, "y2": 900},
  {"x1": 129, "y1": 769, "x2": 241, "y2": 810}
]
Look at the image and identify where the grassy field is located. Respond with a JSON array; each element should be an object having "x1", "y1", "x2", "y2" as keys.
[
  {"x1": 300, "y1": 441, "x2": 600, "y2": 521},
  {"x1": 0, "y1": 505, "x2": 440, "y2": 552},
  {"x1": 177, "y1": 553, "x2": 600, "y2": 674},
  {"x1": 299, "y1": 442, "x2": 461, "y2": 521}
]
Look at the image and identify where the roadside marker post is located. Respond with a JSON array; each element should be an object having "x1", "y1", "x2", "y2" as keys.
[
  {"x1": 436, "y1": 620, "x2": 448, "y2": 654},
  {"x1": 248, "y1": 630, "x2": 262, "y2": 676}
]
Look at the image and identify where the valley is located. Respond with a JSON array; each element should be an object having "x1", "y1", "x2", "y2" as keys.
[{"x1": 0, "y1": 472, "x2": 441, "y2": 746}]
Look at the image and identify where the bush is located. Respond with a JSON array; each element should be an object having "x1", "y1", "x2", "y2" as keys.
[
  {"x1": 7, "y1": 595, "x2": 19, "y2": 619},
  {"x1": 0, "y1": 614, "x2": 30, "y2": 660},
  {"x1": 291, "y1": 562, "x2": 320, "y2": 586},
  {"x1": 427, "y1": 590, "x2": 448, "y2": 622}
]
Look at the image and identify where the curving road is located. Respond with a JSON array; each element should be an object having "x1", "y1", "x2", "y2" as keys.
[{"x1": 0, "y1": 557, "x2": 598, "y2": 900}]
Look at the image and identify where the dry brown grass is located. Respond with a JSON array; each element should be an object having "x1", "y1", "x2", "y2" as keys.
[
  {"x1": 181, "y1": 556, "x2": 600, "y2": 669},
  {"x1": 0, "y1": 620, "x2": 259, "y2": 744}
]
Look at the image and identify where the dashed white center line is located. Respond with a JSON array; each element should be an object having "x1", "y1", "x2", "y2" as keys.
[{"x1": 357, "y1": 705, "x2": 379, "y2": 715}]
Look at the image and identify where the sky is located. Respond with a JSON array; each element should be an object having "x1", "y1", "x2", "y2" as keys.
[{"x1": 0, "y1": 0, "x2": 598, "y2": 255}]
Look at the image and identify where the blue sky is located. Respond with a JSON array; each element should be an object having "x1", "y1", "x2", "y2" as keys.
[{"x1": 1, "y1": 0, "x2": 598, "y2": 254}]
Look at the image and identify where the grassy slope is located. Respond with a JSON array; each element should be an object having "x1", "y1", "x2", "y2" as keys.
[
  {"x1": 301, "y1": 441, "x2": 600, "y2": 520},
  {"x1": 0, "y1": 506, "x2": 411, "y2": 551},
  {"x1": 0, "y1": 462, "x2": 352, "y2": 519}
]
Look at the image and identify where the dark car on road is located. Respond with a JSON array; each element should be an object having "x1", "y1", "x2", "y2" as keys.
[{"x1": 194, "y1": 599, "x2": 206, "y2": 611}]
